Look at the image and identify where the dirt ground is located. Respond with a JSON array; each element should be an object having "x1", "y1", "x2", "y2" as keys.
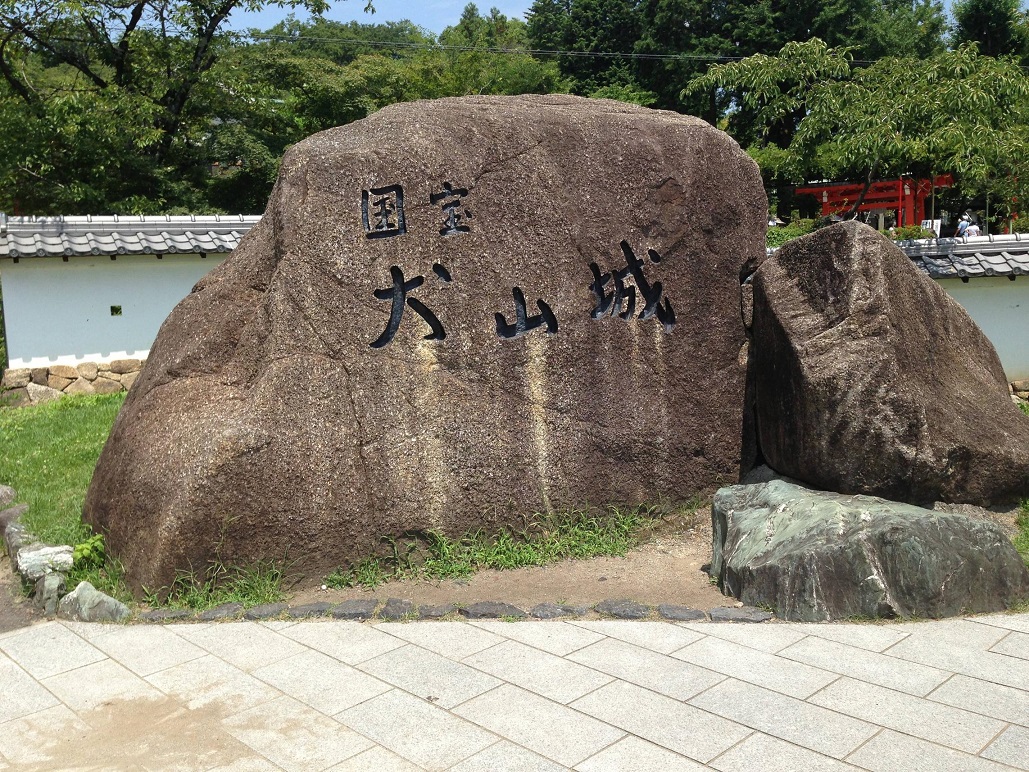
[
  {"x1": 0, "y1": 554, "x2": 38, "y2": 633},
  {"x1": 289, "y1": 506, "x2": 731, "y2": 611}
]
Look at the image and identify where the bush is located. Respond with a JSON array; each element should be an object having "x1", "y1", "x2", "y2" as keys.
[
  {"x1": 887, "y1": 225, "x2": 937, "y2": 240},
  {"x1": 766, "y1": 218, "x2": 815, "y2": 248}
]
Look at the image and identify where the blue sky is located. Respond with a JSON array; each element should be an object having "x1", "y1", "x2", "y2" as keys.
[{"x1": 229, "y1": 1, "x2": 534, "y2": 35}]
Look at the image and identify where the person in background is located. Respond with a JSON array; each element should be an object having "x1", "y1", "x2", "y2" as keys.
[
  {"x1": 966, "y1": 220, "x2": 981, "y2": 236},
  {"x1": 956, "y1": 215, "x2": 969, "y2": 237}
]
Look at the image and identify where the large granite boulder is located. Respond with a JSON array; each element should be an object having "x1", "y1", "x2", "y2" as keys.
[
  {"x1": 749, "y1": 221, "x2": 1029, "y2": 506},
  {"x1": 712, "y1": 477, "x2": 1029, "y2": 621},
  {"x1": 84, "y1": 95, "x2": 767, "y2": 593}
]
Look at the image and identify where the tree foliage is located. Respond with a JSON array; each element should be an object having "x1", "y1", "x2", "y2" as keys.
[{"x1": 685, "y1": 39, "x2": 1029, "y2": 216}]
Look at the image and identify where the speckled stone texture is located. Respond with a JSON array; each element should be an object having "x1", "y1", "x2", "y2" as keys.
[
  {"x1": 84, "y1": 94, "x2": 767, "y2": 594},
  {"x1": 712, "y1": 479, "x2": 1029, "y2": 621},
  {"x1": 750, "y1": 221, "x2": 1029, "y2": 506}
]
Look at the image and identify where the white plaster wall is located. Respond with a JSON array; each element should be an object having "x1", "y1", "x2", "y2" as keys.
[
  {"x1": 1, "y1": 253, "x2": 225, "y2": 368},
  {"x1": 936, "y1": 276, "x2": 1028, "y2": 381}
]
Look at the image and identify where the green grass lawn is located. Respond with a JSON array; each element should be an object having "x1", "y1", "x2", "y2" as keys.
[{"x1": 1, "y1": 393, "x2": 125, "y2": 545}]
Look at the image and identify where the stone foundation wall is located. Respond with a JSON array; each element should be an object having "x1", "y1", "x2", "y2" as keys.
[
  {"x1": 1013, "y1": 379, "x2": 1029, "y2": 402},
  {"x1": 0, "y1": 359, "x2": 144, "y2": 407}
]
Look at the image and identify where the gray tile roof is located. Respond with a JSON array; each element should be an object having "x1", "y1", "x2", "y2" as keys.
[
  {"x1": 897, "y1": 233, "x2": 1029, "y2": 279},
  {"x1": 0, "y1": 214, "x2": 260, "y2": 258},
  {"x1": 766, "y1": 232, "x2": 1029, "y2": 279},
  {"x1": 5, "y1": 214, "x2": 1028, "y2": 280}
]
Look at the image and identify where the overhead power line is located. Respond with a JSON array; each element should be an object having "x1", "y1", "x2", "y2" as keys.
[{"x1": 245, "y1": 32, "x2": 758, "y2": 63}]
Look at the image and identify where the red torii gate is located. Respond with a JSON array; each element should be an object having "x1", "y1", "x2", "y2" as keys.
[{"x1": 796, "y1": 175, "x2": 954, "y2": 227}]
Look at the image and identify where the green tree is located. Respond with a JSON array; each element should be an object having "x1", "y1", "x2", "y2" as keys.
[
  {"x1": 951, "y1": 0, "x2": 1029, "y2": 59},
  {"x1": 526, "y1": 0, "x2": 570, "y2": 51},
  {"x1": 685, "y1": 40, "x2": 1029, "y2": 217},
  {"x1": 0, "y1": 0, "x2": 369, "y2": 214}
]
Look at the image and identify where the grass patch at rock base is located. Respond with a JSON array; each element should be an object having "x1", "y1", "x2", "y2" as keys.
[
  {"x1": 144, "y1": 560, "x2": 289, "y2": 612},
  {"x1": 325, "y1": 505, "x2": 690, "y2": 589}
]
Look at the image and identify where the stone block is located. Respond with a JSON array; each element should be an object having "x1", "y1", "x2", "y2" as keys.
[
  {"x1": 26, "y1": 382, "x2": 65, "y2": 404},
  {"x1": 197, "y1": 602, "x2": 243, "y2": 621},
  {"x1": 377, "y1": 597, "x2": 415, "y2": 620},
  {"x1": 34, "y1": 572, "x2": 66, "y2": 616},
  {"x1": 92, "y1": 377, "x2": 124, "y2": 395},
  {"x1": 0, "y1": 388, "x2": 30, "y2": 407},
  {"x1": 0, "y1": 486, "x2": 15, "y2": 507},
  {"x1": 29, "y1": 368, "x2": 48, "y2": 385},
  {"x1": 16, "y1": 544, "x2": 74, "y2": 582},
  {"x1": 46, "y1": 375, "x2": 73, "y2": 391},
  {"x1": 243, "y1": 602, "x2": 288, "y2": 620},
  {"x1": 331, "y1": 598, "x2": 379, "y2": 620},
  {"x1": 286, "y1": 602, "x2": 333, "y2": 619},
  {"x1": 49, "y1": 365, "x2": 78, "y2": 379},
  {"x1": 594, "y1": 599, "x2": 650, "y2": 619},
  {"x1": 712, "y1": 478, "x2": 1029, "y2": 621},
  {"x1": 57, "y1": 581, "x2": 131, "y2": 623},
  {"x1": 108, "y1": 358, "x2": 142, "y2": 374},
  {"x1": 120, "y1": 371, "x2": 140, "y2": 391},
  {"x1": 63, "y1": 378, "x2": 96, "y2": 396},
  {"x1": 459, "y1": 601, "x2": 527, "y2": 619},
  {"x1": 1012, "y1": 379, "x2": 1029, "y2": 392},
  {"x1": 76, "y1": 362, "x2": 99, "y2": 380},
  {"x1": 1, "y1": 368, "x2": 30, "y2": 389},
  {"x1": 97, "y1": 362, "x2": 111, "y2": 372},
  {"x1": 657, "y1": 604, "x2": 707, "y2": 621}
]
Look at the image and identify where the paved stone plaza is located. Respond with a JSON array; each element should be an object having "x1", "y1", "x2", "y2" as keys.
[{"x1": 0, "y1": 613, "x2": 1027, "y2": 770}]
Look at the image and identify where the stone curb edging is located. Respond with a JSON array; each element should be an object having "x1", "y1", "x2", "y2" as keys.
[
  {"x1": 134, "y1": 597, "x2": 775, "y2": 625},
  {"x1": 0, "y1": 485, "x2": 130, "y2": 622}
]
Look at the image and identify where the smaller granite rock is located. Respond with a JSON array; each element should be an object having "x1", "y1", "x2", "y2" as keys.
[
  {"x1": 46, "y1": 375, "x2": 73, "y2": 391},
  {"x1": 713, "y1": 479, "x2": 1029, "y2": 621},
  {"x1": 378, "y1": 598, "x2": 415, "y2": 621},
  {"x1": 109, "y1": 358, "x2": 142, "y2": 375},
  {"x1": 34, "y1": 572, "x2": 66, "y2": 616},
  {"x1": 418, "y1": 603, "x2": 457, "y2": 619},
  {"x1": 1, "y1": 368, "x2": 30, "y2": 389},
  {"x1": 530, "y1": 603, "x2": 588, "y2": 619},
  {"x1": 460, "y1": 601, "x2": 527, "y2": 619},
  {"x1": 332, "y1": 599, "x2": 379, "y2": 620},
  {"x1": 198, "y1": 602, "x2": 244, "y2": 621},
  {"x1": 1013, "y1": 379, "x2": 1029, "y2": 392},
  {"x1": 658, "y1": 604, "x2": 707, "y2": 621},
  {"x1": 17, "y1": 544, "x2": 74, "y2": 582},
  {"x1": 58, "y1": 581, "x2": 131, "y2": 623},
  {"x1": 63, "y1": 378, "x2": 96, "y2": 396},
  {"x1": 29, "y1": 368, "x2": 48, "y2": 385},
  {"x1": 76, "y1": 362, "x2": 99, "y2": 381},
  {"x1": 244, "y1": 602, "x2": 288, "y2": 620},
  {"x1": 709, "y1": 606, "x2": 774, "y2": 623},
  {"x1": 26, "y1": 382, "x2": 64, "y2": 404},
  {"x1": 92, "y1": 377, "x2": 124, "y2": 395},
  {"x1": 138, "y1": 608, "x2": 194, "y2": 622},
  {"x1": 594, "y1": 599, "x2": 650, "y2": 619},
  {"x1": 121, "y1": 372, "x2": 141, "y2": 391},
  {"x1": 287, "y1": 602, "x2": 334, "y2": 619},
  {"x1": 0, "y1": 486, "x2": 16, "y2": 508},
  {"x1": 1, "y1": 388, "x2": 31, "y2": 407}
]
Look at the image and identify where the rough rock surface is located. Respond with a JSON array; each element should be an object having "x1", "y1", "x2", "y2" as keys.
[
  {"x1": 26, "y1": 382, "x2": 63, "y2": 404},
  {"x1": 16, "y1": 545, "x2": 74, "y2": 582},
  {"x1": 711, "y1": 479, "x2": 1029, "y2": 621},
  {"x1": 34, "y1": 573, "x2": 66, "y2": 616},
  {"x1": 57, "y1": 581, "x2": 131, "y2": 623},
  {"x1": 749, "y1": 221, "x2": 1029, "y2": 506},
  {"x1": 84, "y1": 94, "x2": 767, "y2": 593}
]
